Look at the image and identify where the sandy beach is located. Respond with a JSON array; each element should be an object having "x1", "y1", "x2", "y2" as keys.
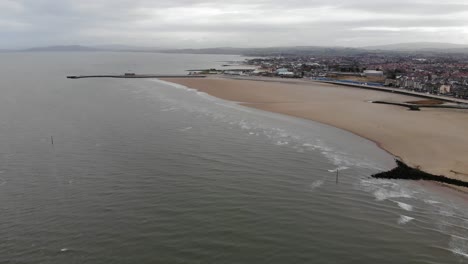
[{"x1": 162, "y1": 77, "x2": 468, "y2": 183}]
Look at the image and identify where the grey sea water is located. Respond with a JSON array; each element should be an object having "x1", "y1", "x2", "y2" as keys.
[{"x1": 0, "y1": 52, "x2": 467, "y2": 263}]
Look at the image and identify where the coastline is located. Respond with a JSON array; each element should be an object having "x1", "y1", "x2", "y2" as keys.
[{"x1": 161, "y1": 76, "x2": 468, "y2": 187}]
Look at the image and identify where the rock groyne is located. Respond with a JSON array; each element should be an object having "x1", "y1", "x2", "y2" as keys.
[{"x1": 372, "y1": 160, "x2": 468, "y2": 188}]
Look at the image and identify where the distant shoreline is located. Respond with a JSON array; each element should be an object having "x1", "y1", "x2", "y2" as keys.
[
  {"x1": 66, "y1": 74, "x2": 206, "y2": 79},
  {"x1": 162, "y1": 76, "x2": 468, "y2": 191}
]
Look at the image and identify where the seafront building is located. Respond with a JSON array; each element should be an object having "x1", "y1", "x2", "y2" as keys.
[{"x1": 245, "y1": 54, "x2": 468, "y2": 99}]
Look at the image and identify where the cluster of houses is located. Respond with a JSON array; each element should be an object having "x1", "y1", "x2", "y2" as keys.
[
  {"x1": 385, "y1": 76, "x2": 468, "y2": 98},
  {"x1": 378, "y1": 63, "x2": 468, "y2": 98},
  {"x1": 245, "y1": 56, "x2": 389, "y2": 79},
  {"x1": 245, "y1": 57, "x2": 326, "y2": 78},
  {"x1": 243, "y1": 54, "x2": 468, "y2": 99}
]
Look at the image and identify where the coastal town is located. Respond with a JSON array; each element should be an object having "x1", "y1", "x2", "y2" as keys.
[{"x1": 220, "y1": 53, "x2": 468, "y2": 100}]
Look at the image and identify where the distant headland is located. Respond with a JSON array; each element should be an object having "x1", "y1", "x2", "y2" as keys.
[{"x1": 4, "y1": 42, "x2": 468, "y2": 56}]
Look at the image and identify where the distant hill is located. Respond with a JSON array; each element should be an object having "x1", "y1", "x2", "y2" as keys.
[
  {"x1": 12, "y1": 42, "x2": 468, "y2": 55},
  {"x1": 15, "y1": 45, "x2": 361, "y2": 55},
  {"x1": 23, "y1": 45, "x2": 102, "y2": 52},
  {"x1": 161, "y1": 47, "x2": 245, "y2": 55},
  {"x1": 91, "y1": 44, "x2": 161, "y2": 52},
  {"x1": 364, "y1": 42, "x2": 468, "y2": 51},
  {"x1": 161, "y1": 46, "x2": 367, "y2": 56},
  {"x1": 20, "y1": 44, "x2": 162, "y2": 53},
  {"x1": 160, "y1": 44, "x2": 468, "y2": 56}
]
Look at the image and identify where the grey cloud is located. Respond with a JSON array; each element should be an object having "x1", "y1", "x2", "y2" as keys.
[
  {"x1": 1, "y1": 0, "x2": 467, "y2": 48},
  {"x1": 339, "y1": 1, "x2": 468, "y2": 15}
]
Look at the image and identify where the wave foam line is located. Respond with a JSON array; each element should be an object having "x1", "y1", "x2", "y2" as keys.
[{"x1": 398, "y1": 215, "x2": 415, "y2": 225}]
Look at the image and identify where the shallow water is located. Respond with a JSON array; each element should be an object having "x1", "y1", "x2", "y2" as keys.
[{"x1": 0, "y1": 52, "x2": 467, "y2": 263}]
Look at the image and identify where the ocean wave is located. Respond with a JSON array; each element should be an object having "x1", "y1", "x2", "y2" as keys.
[
  {"x1": 161, "y1": 107, "x2": 178, "y2": 112},
  {"x1": 141, "y1": 72, "x2": 468, "y2": 262},
  {"x1": 398, "y1": 215, "x2": 415, "y2": 225},
  {"x1": 395, "y1": 201, "x2": 413, "y2": 212},
  {"x1": 151, "y1": 79, "x2": 194, "y2": 91},
  {"x1": 302, "y1": 143, "x2": 316, "y2": 149},
  {"x1": 310, "y1": 180, "x2": 324, "y2": 190},
  {"x1": 178, "y1": 127, "x2": 192, "y2": 132},
  {"x1": 439, "y1": 209, "x2": 455, "y2": 217},
  {"x1": 423, "y1": 199, "x2": 441, "y2": 205},
  {"x1": 153, "y1": 79, "x2": 217, "y2": 101},
  {"x1": 373, "y1": 188, "x2": 413, "y2": 201},
  {"x1": 360, "y1": 178, "x2": 416, "y2": 203},
  {"x1": 449, "y1": 235, "x2": 468, "y2": 259},
  {"x1": 147, "y1": 79, "x2": 385, "y2": 173},
  {"x1": 328, "y1": 166, "x2": 349, "y2": 173}
]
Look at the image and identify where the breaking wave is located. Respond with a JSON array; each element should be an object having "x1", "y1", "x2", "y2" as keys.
[
  {"x1": 310, "y1": 180, "x2": 324, "y2": 190},
  {"x1": 395, "y1": 201, "x2": 413, "y2": 212},
  {"x1": 146, "y1": 79, "x2": 387, "y2": 173},
  {"x1": 449, "y1": 235, "x2": 468, "y2": 259},
  {"x1": 398, "y1": 215, "x2": 415, "y2": 225}
]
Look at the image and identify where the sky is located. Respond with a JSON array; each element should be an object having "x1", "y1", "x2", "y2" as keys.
[{"x1": 1, "y1": 0, "x2": 468, "y2": 49}]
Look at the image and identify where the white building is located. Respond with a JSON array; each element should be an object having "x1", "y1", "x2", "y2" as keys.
[
  {"x1": 363, "y1": 70, "x2": 384, "y2": 77},
  {"x1": 439, "y1": 84, "x2": 451, "y2": 94},
  {"x1": 278, "y1": 71, "x2": 295, "y2": 77}
]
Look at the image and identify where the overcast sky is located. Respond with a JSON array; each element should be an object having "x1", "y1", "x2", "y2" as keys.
[{"x1": 1, "y1": 0, "x2": 468, "y2": 49}]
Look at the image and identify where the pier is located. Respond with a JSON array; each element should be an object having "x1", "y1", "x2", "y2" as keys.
[{"x1": 67, "y1": 74, "x2": 207, "y2": 79}]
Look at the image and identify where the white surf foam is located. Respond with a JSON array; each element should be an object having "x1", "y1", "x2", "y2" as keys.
[
  {"x1": 398, "y1": 215, "x2": 415, "y2": 225},
  {"x1": 154, "y1": 79, "x2": 219, "y2": 101},
  {"x1": 424, "y1": 199, "x2": 441, "y2": 205},
  {"x1": 439, "y1": 209, "x2": 455, "y2": 217},
  {"x1": 373, "y1": 188, "x2": 413, "y2": 201},
  {"x1": 149, "y1": 78, "x2": 385, "y2": 173},
  {"x1": 294, "y1": 147, "x2": 305, "y2": 153},
  {"x1": 328, "y1": 166, "x2": 350, "y2": 173},
  {"x1": 275, "y1": 141, "x2": 289, "y2": 146},
  {"x1": 449, "y1": 235, "x2": 468, "y2": 259},
  {"x1": 302, "y1": 143, "x2": 316, "y2": 149},
  {"x1": 310, "y1": 180, "x2": 324, "y2": 190},
  {"x1": 396, "y1": 201, "x2": 413, "y2": 212},
  {"x1": 152, "y1": 79, "x2": 194, "y2": 91},
  {"x1": 161, "y1": 107, "x2": 178, "y2": 112},
  {"x1": 179, "y1": 127, "x2": 192, "y2": 131}
]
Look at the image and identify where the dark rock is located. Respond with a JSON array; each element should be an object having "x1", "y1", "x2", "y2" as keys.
[{"x1": 372, "y1": 160, "x2": 468, "y2": 188}]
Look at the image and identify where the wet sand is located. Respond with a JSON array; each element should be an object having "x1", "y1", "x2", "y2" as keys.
[{"x1": 162, "y1": 77, "x2": 468, "y2": 183}]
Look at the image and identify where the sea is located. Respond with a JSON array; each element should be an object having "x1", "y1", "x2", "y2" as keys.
[{"x1": 0, "y1": 52, "x2": 467, "y2": 264}]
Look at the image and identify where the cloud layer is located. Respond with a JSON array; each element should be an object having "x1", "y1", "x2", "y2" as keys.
[{"x1": 1, "y1": 0, "x2": 468, "y2": 48}]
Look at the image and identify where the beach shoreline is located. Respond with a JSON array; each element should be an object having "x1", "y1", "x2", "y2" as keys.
[{"x1": 161, "y1": 76, "x2": 468, "y2": 189}]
